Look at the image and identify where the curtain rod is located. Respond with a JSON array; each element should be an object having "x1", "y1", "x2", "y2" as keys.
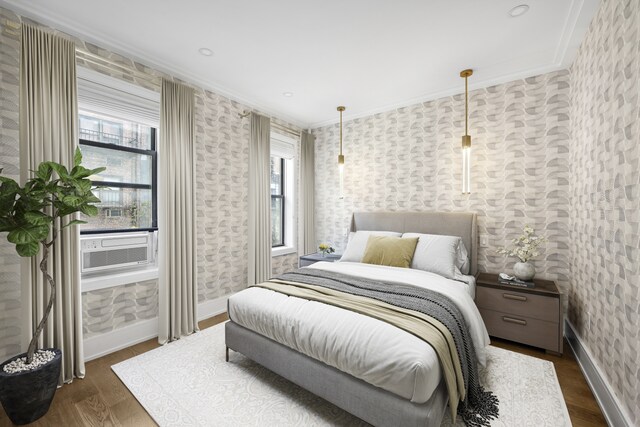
[
  {"x1": 238, "y1": 110, "x2": 301, "y2": 137},
  {"x1": 75, "y1": 49, "x2": 163, "y2": 89},
  {"x1": 76, "y1": 52, "x2": 301, "y2": 137}
]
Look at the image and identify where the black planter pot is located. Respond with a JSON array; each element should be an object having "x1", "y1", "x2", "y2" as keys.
[{"x1": 0, "y1": 348, "x2": 61, "y2": 425}]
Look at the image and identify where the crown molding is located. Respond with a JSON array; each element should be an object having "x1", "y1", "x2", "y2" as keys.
[
  {"x1": 309, "y1": 0, "x2": 600, "y2": 129},
  {"x1": 0, "y1": 0, "x2": 310, "y2": 129},
  {"x1": 309, "y1": 62, "x2": 566, "y2": 129},
  {"x1": 1, "y1": 0, "x2": 599, "y2": 130},
  {"x1": 554, "y1": 0, "x2": 600, "y2": 68}
]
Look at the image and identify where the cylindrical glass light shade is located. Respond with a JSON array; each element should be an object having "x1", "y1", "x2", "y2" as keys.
[
  {"x1": 462, "y1": 135, "x2": 471, "y2": 194},
  {"x1": 462, "y1": 146, "x2": 471, "y2": 194},
  {"x1": 338, "y1": 154, "x2": 345, "y2": 199}
]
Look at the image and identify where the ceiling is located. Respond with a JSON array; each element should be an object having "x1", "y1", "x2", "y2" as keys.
[{"x1": 2, "y1": 0, "x2": 599, "y2": 128}]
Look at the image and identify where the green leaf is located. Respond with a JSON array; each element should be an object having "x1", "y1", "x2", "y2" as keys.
[
  {"x1": 55, "y1": 207, "x2": 77, "y2": 218},
  {"x1": 70, "y1": 166, "x2": 91, "y2": 179},
  {"x1": 74, "y1": 179, "x2": 92, "y2": 193},
  {"x1": 7, "y1": 223, "x2": 49, "y2": 244},
  {"x1": 85, "y1": 194, "x2": 101, "y2": 203},
  {"x1": 80, "y1": 204, "x2": 98, "y2": 216},
  {"x1": 0, "y1": 185, "x2": 18, "y2": 216},
  {"x1": 0, "y1": 176, "x2": 20, "y2": 206},
  {"x1": 62, "y1": 195, "x2": 83, "y2": 207},
  {"x1": 45, "y1": 162, "x2": 70, "y2": 179},
  {"x1": 24, "y1": 211, "x2": 52, "y2": 226},
  {"x1": 16, "y1": 242, "x2": 40, "y2": 257},
  {"x1": 0, "y1": 217, "x2": 14, "y2": 233},
  {"x1": 62, "y1": 219, "x2": 87, "y2": 228},
  {"x1": 73, "y1": 147, "x2": 82, "y2": 167},
  {"x1": 89, "y1": 167, "x2": 106, "y2": 177},
  {"x1": 0, "y1": 175, "x2": 20, "y2": 186},
  {"x1": 36, "y1": 163, "x2": 52, "y2": 181}
]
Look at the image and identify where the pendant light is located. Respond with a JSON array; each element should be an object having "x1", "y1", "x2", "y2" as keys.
[
  {"x1": 460, "y1": 69, "x2": 473, "y2": 194},
  {"x1": 337, "y1": 106, "x2": 345, "y2": 199}
]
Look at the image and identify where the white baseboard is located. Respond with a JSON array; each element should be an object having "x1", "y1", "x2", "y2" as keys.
[
  {"x1": 83, "y1": 293, "x2": 231, "y2": 362},
  {"x1": 565, "y1": 319, "x2": 632, "y2": 427},
  {"x1": 197, "y1": 294, "x2": 230, "y2": 321},
  {"x1": 84, "y1": 317, "x2": 159, "y2": 362}
]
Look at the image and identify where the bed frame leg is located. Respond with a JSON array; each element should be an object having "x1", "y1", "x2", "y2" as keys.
[{"x1": 226, "y1": 346, "x2": 229, "y2": 362}]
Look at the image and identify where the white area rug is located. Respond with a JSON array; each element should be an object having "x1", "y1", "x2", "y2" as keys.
[{"x1": 112, "y1": 322, "x2": 571, "y2": 426}]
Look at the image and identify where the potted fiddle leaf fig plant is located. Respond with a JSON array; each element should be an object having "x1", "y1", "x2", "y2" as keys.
[{"x1": 0, "y1": 147, "x2": 104, "y2": 425}]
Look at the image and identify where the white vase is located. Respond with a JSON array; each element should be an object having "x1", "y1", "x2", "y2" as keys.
[{"x1": 513, "y1": 262, "x2": 535, "y2": 281}]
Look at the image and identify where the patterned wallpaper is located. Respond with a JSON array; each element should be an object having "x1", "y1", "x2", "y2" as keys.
[
  {"x1": 0, "y1": 8, "x2": 21, "y2": 361},
  {"x1": 83, "y1": 280, "x2": 158, "y2": 339},
  {"x1": 0, "y1": 7, "x2": 302, "y2": 354},
  {"x1": 312, "y1": 71, "x2": 572, "y2": 301},
  {"x1": 568, "y1": 0, "x2": 640, "y2": 422},
  {"x1": 3, "y1": 7, "x2": 637, "y2": 423}
]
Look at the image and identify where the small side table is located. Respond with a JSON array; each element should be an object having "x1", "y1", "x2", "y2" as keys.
[
  {"x1": 299, "y1": 252, "x2": 341, "y2": 267},
  {"x1": 475, "y1": 272, "x2": 563, "y2": 355}
]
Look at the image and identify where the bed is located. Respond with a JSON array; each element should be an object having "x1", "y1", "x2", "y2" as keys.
[{"x1": 225, "y1": 211, "x2": 490, "y2": 427}]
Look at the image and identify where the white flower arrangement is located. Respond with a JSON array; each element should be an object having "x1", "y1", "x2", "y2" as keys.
[{"x1": 497, "y1": 225, "x2": 547, "y2": 263}]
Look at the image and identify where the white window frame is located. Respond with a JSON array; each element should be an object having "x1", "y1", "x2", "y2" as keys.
[
  {"x1": 77, "y1": 67, "x2": 161, "y2": 282},
  {"x1": 271, "y1": 132, "x2": 297, "y2": 257}
]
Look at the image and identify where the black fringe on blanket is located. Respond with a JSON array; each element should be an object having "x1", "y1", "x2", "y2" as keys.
[{"x1": 460, "y1": 383, "x2": 499, "y2": 426}]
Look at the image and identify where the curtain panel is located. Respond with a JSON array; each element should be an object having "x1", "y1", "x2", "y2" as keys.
[
  {"x1": 300, "y1": 131, "x2": 316, "y2": 254},
  {"x1": 248, "y1": 113, "x2": 271, "y2": 284},
  {"x1": 158, "y1": 79, "x2": 198, "y2": 344},
  {"x1": 19, "y1": 23, "x2": 84, "y2": 383}
]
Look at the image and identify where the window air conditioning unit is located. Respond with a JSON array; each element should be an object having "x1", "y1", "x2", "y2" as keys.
[{"x1": 81, "y1": 233, "x2": 153, "y2": 274}]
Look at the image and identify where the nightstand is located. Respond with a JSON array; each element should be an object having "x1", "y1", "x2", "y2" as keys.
[
  {"x1": 299, "y1": 252, "x2": 341, "y2": 267},
  {"x1": 475, "y1": 272, "x2": 563, "y2": 355}
]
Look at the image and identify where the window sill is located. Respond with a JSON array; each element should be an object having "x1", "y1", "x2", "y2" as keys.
[
  {"x1": 81, "y1": 265, "x2": 159, "y2": 293},
  {"x1": 272, "y1": 246, "x2": 297, "y2": 257}
]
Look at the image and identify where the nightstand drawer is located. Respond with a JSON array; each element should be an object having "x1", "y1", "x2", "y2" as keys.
[
  {"x1": 479, "y1": 308, "x2": 561, "y2": 353},
  {"x1": 475, "y1": 285, "x2": 559, "y2": 323}
]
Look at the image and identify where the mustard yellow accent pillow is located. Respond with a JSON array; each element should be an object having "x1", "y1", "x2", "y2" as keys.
[{"x1": 361, "y1": 236, "x2": 419, "y2": 268}]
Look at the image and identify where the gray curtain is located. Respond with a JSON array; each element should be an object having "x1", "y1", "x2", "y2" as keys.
[
  {"x1": 248, "y1": 113, "x2": 271, "y2": 284},
  {"x1": 300, "y1": 131, "x2": 316, "y2": 254},
  {"x1": 19, "y1": 23, "x2": 84, "y2": 384},
  {"x1": 158, "y1": 79, "x2": 198, "y2": 344}
]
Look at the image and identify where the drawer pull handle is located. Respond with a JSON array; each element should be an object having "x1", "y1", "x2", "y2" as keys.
[
  {"x1": 503, "y1": 293, "x2": 527, "y2": 302},
  {"x1": 502, "y1": 316, "x2": 527, "y2": 326}
]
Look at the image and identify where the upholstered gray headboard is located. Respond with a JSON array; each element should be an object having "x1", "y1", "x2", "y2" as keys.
[{"x1": 350, "y1": 211, "x2": 478, "y2": 275}]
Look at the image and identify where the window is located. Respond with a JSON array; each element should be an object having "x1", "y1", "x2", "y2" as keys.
[
  {"x1": 271, "y1": 157, "x2": 285, "y2": 247},
  {"x1": 270, "y1": 133, "x2": 296, "y2": 255},
  {"x1": 78, "y1": 111, "x2": 157, "y2": 233}
]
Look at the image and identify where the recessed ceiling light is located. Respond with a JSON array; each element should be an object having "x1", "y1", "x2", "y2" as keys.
[
  {"x1": 508, "y1": 4, "x2": 529, "y2": 17},
  {"x1": 198, "y1": 47, "x2": 213, "y2": 57},
  {"x1": 282, "y1": 92, "x2": 294, "y2": 97}
]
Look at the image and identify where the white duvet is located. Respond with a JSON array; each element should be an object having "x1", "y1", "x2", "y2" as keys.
[{"x1": 227, "y1": 261, "x2": 490, "y2": 404}]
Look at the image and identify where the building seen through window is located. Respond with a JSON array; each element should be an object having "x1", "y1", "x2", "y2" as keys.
[
  {"x1": 78, "y1": 112, "x2": 157, "y2": 233},
  {"x1": 271, "y1": 156, "x2": 284, "y2": 247}
]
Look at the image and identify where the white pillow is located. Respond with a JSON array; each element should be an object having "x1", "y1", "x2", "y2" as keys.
[
  {"x1": 403, "y1": 233, "x2": 468, "y2": 279},
  {"x1": 457, "y1": 240, "x2": 470, "y2": 275},
  {"x1": 340, "y1": 231, "x2": 402, "y2": 262}
]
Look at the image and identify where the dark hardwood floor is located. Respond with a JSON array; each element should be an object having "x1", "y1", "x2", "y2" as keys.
[{"x1": 0, "y1": 313, "x2": 607, "y2": 426}]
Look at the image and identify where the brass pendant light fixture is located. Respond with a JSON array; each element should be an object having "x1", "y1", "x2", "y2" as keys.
[
  {"x1": 337, "y1": 106, "x2": 346, "y2": 199},
  {"x1": 460, "y1": 69, "x2": 473, "y2": 194}
]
